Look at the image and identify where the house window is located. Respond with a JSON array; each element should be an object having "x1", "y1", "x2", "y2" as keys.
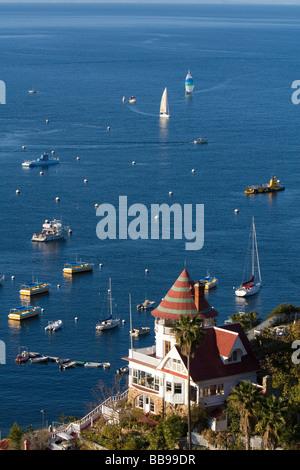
[
  {"x1": 174, "y1": 383, "x2": 182, "y2": 394},
  {"x1": 227, "y1": 349, "x2": 240, "y2": 363},
  {"x1": 165, "y1": 341, "x2": 171, "y2": 356},
  {"x1": 166, "y1": 381, "x2": 172, "y2": 392},
  {"x1": 135, "y1": 395, "x2": 156, "y2": 414},
  {"x1": 200, "y1": 384, "x2": 224, "y2": 397},
  {"x1": 132, "y1": 369, "x2": 159, "y2": 391}
]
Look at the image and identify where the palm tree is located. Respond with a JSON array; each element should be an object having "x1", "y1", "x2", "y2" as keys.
[
  {"x1": 255, "y1": 395, "x2": 287, "y2": 450},
  {"x1": 227, "y1": 381, "x2": 262, "y2": 450},
  {"x1": 172, "y1": 314, "x2": 205, "y2": 450}
]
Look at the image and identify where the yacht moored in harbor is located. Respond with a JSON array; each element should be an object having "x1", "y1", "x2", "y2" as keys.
[
  {"x1": 96, "y1": 279, "x2": 120, "y2": 331},
  {"x1": 22, "y1": 152, "x2": 59, "y2": 168},
  {"x1": 63, "y1": 260, "x2": 94, "y2": 275},
  {"x1": 8, "y1": 305, "x2": 41, "y2": 321},
  {"x1": 19, "y1": 281, "x2": 51, "y2": 296},
  {"x1": 32, "y1": 219, "x2": 69, "y2": 242}
]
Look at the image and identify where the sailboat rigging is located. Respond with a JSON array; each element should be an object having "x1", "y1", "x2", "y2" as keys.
[
  {"x1": 234, "y1": 217, "x2": 262, "y2": 297},
  {"x1": 96, "y1": 278, "x2": 120, "y2": 331},
  {"x1": 159, "y1": 87, "x2": 170, "y2": 118}
]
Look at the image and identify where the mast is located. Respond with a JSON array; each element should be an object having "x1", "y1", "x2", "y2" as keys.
[
  {"x1": 252, "y1": 217, "x2": 255, "y2": 277},
  {"x1": 109, "y1": 278, "x2": 112, "y2": 319},
  {"x1": 129, "y1": 293, "x2": 133, "y2": 351},
  {"x1": 253, "y1": 219, "x2": 262, "y2": 283}
]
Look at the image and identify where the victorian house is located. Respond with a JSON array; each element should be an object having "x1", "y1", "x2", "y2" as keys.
[{"x1": 124, "y1": 268, "x2": 260, "y2": 426}]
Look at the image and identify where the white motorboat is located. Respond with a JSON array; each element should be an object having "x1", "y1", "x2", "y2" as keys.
[
  {"x1": 129, "y1": 96, "x2": 136, "y2": 103},
  {"x1": 32, "y1": 219, "x2": 69, "y2": 242},
  {"x1": 194, "y1": 137, "x2": 208, "y2": 144},
  {"x1": 130, "y1": 327, "x2": 150, "y2": 338},
  {"x1": 96, "y1": 279, "x2": 120, "y2": 331},
  {"x1": 84, "y1": 362, "x2": 103, "y2": 368},
  {"x1": 234, "y1": 217, "x2": 262, "y2": 298},
  {"x1": 137, "y1": 300, "x2": 155, "y2": 311},
  {"x1": 45, "y1": 320, "x2": 63, "y2": 332},
  {"x1": 159, "y1": 87, "x2": 170, "y2": 118}
]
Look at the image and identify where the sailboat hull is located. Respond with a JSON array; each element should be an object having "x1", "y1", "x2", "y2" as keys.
[{"x1": 235, "y1": 282, "x2": 262, "y2": 297}]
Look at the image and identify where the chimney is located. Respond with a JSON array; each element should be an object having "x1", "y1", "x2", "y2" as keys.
[
  {"x1": 262, "y1": 375, "x2": 272, "y2": 398},
  {"x1": 194, "y1": 281, "x2": 205, "y2": 312},
  {"x1": 23, "y1": 439, "x2": 30, "y2": 450}
]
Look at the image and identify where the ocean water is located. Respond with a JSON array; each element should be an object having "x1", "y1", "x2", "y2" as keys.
[{"x1": 0, "y1": 3, "x2": 299, "y2": 437}]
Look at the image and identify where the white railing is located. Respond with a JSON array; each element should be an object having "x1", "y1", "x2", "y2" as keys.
[{"x1": 64, "y1": 389, "x2": 129, "y2": 435}]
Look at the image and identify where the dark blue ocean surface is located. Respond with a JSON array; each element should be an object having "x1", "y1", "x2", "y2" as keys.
[{"x1": 0, "y1": 3, "x2": 299, "y2": 436}]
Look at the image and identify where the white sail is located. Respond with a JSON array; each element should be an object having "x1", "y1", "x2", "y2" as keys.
[
  {"x1": 160, "y1": 87, "x2": 170, "y2": 118},
  {"x1": 234, "y1": 217, "x2": 262, "y2": 298}
]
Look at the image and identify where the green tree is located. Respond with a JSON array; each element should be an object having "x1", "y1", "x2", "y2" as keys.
[
  {"x1": 229, "y1": 311, "x2": 261, "y2": 331},
  {"x1": 226, "y1": 381, "x2": 262, "y2": 450},
  {"x1": 8, "y1": 422, "x2": 24, "y2": 450},
  {"x1": 172, "y1": 315, "x2": 205, "y2": 450},
  {"x1": 255, "y1": 395, "x2": 288, "y2": 450}
]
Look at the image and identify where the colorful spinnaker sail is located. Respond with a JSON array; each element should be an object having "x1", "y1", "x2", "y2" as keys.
[{"x1": 185, "y1": 70, "x2": 194, "y2": 95}]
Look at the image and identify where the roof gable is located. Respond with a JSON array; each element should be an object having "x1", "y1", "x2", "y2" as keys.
[{"x1": 176, "y1": 323, "x2": 260, "y2": 382}]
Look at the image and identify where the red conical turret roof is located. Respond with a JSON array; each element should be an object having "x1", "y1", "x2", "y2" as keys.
[{"x1": 151, "y1": 268, "x2": 199, "y2": 320}]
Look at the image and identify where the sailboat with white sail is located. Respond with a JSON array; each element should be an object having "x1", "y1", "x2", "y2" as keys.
[
  {"x1": 185, "y1": 70, "x2": 194, "y2": 95},
  {"x1": 159, "y1": 87, "x2": 170, "y2": 118},
  {"x1": 234, "y1": 217, "x2": 262, "y2": 297},
  {"x1": 96, "y1": 279, "x2": 120, "y2": 331}
]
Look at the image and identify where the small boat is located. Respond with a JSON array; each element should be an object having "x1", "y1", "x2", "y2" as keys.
[
  {"x1": 159, "y1": 87, "x2": 170, "y2": 118},
  {"x1": 63, "y1": 260, "x2": 94, "y2": 275},
  {"x1": 129, "y1": 96, "x2": 136, "y2": 103},
  {"x1": 244, "y1": 176, "x2": 285, "y2": 195},
  {"x1": 130, "y1": 327, "x2": 150, "y2": 338},
  {"x1": 59, "y1": 361, "x2": 76, "y2": 371},
  {"x1": 32, "y1": 219, "x2": 69, "y2": 242},
  {"x1": 96, "y1": 279, "x2": 120, "y2": 331},
  {"x1": 19, "y1": 281, "x2": 51, "y2": 296},
  {"x1": 200, "y1": 273, "x2": 218, "y2": 290},
  {"x1": 28, "y1": 88, "x2": 40, "y2": 94},
  {"x1": 30, "y1": 356, "x2": 49, "y2": 363},
  {"x1": 45, "y1": 320, "x2": 63, "y2": 332},
  {"x1": 117, "y1": 366, "x2": 129, "y2": 375},
  {"x1": 22, "y1": 152, "x2": 59, "y2": 168},
  {"x1": 185, "y1": 70, "x2": 194, "y2": 95},
  {"x1": 56, "y1": 358, "x2": 70, "y2": 364},
  {"x1": 234, "y1": 217, "x2": 262, "y2": 298},
  {"x1": 8, "y1": 305, "x2": 41, "y2": 321},
  {"x1": 15, "y1": 347, "x2": 29, "y2": 364},
  {"x1": 102, "y1": 362, "x2": 111, "y2": 369},
  {"x1": 0, "y1": 275, "x2": 4, "y2": 286},
  {"x1": 194, "y1": 137, "x2": 208, "y2": 144},
  {"x1": 84, "y1": 362, "x2": 103, "y2": 368},
  {"x1": 137, "y1": 300, "x2": 155, "y2": 311}
]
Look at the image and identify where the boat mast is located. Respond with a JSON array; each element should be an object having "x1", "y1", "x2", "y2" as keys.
[
  {"x1": 252, "y1": 217, "x2": 255, "y2": 277},
  {"x1": 129, "y1": 293, "x2": 133, "y2": 351},
  {"x1": 109, "y1": 278, "x2": 112, "y2": 319},
  {"x1": 253, "y1": 219, "x2": 262, "y2": 283}
]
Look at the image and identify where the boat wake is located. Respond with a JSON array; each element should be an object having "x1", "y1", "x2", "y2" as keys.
[
  {"x1": 127, "y1": 106, "x2": 158, "y2": 117},
  {"x1": 194, "y1": 79, "x2": 232, "y2": 95}
]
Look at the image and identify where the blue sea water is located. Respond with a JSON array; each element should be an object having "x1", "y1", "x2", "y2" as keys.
[{"x1": 0, "y1": 3, "x2": 300, "y2": 437}]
